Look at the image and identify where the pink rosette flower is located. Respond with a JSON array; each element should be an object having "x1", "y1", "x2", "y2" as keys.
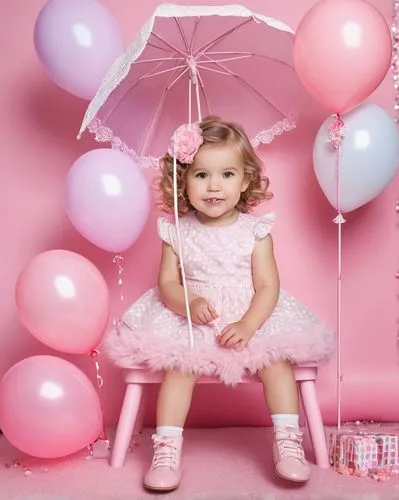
[{"x1": 168, "y1": 122, "x2": 203, "y2": 164}]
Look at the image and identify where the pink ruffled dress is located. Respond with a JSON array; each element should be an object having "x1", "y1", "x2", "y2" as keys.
[{"x1": 105, "y1": 212, "x2": 335, "y2": 385}]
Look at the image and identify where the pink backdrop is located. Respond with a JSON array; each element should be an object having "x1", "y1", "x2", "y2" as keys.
[{"x1": 1, "y1": 0, "x2": 397, "y2": 428}]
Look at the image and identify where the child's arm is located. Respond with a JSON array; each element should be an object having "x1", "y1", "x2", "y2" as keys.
[
  {"x1": 158, "y1": 242, "x2": 218, "y2": 324},
  {"x1": 219, "y1": 235, "x2": 279, "y2": 348},
  {"x1": 242, "y1": 234, "x2": 280, "y2": 331}
]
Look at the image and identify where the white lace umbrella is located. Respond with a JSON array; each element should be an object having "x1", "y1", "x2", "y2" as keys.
[{"x1": 78, "y1": 4, "x2": 307, "y2": 168}]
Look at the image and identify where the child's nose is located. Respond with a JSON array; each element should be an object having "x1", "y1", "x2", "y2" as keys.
[{"x1": 207, "y1": 178, "x2": 221, "y2": 191}]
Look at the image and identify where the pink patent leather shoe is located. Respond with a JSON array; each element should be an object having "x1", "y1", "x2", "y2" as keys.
[
  {"x1": 144, "y1": 434, "x2": 183, "y2": 491},
  {"x1": 273, "y1": 426, "x2": 311, "y2": 483}
]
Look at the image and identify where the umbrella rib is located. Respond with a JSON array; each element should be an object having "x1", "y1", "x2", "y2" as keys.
[
  {"x1": 193, "y1": 18, "x2": 252, "y2": 57},
  {"x1": 137, "y1": 48, "x2": 185, "y2": 80},
  {"x1": 168, "y1": 66, "x2": 190, "y2": 89},
  {"x1": 147, "y1": 41, "x2": 175, "y2": 53},
  {"x1": 135, "y1": 57, "x2": 186, "y2": 65},
  {"x1": 141, "y1": 65, "x2": 187, "y2": 80},
  {"x1": 174, "y1": 17, "x2": 189, "y2": 52},
  {"x1": 195, "y1": 68, "x2": 211, "y2": 116},
  {"x1": 196, "y1": 65, "x2": 232, "y2": 76},
  {"x1": 189, "y1": 17, "x2": 201, "y2": 53},
  {"x1": 100, "y1": 53, "x2": 182, "y2": 123},
  {"x1": 140, "y1": 67, "x2": 182, "y2": 156},
  {"x1": 199, "y1": 56, "x2": 287, "y2": 118},
  {"x1": 152, "y1": 32, "x2": 188, "y2": 57},
  {"x1": 206, "y1": 51, "x2": 253, "y2": 56},
  {"x1": 199, "y1": 55, "x2": 251, "y2": 64},
  {"x1": 205, "y1": 51, "x2": 294, "y2": 70}
]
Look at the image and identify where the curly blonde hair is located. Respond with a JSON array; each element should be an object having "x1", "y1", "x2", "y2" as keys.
[{"x1": 156, "y1": 116, "x2": 272, "y2": 215}]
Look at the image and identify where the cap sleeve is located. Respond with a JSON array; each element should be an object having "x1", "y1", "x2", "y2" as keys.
[
  {"x1": 157, "y1": 217, "x2": 176, "y2": 251},
  {"x1": 253, "y1": 212, "x2": 276, "y2": 240}
]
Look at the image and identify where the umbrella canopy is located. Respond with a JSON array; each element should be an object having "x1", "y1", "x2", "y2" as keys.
[{"x1": 78, "y1": 4, "x2": 307, "y2": 168}]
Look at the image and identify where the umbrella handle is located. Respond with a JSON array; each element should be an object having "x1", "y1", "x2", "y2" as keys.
[
  {"x1": 188, "y1": 58, "x2": 202, "y2": 123},
  {"x1": 194, "y1": 79, "x2": 202, "y2": 122},
  {"x1": 172, "y1": 155, "x2": 194, "y2": 348}
]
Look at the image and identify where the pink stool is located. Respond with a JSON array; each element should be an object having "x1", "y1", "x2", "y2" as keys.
[{"x1": 110, "y1": 365, "x2": 330, "y2": 469}]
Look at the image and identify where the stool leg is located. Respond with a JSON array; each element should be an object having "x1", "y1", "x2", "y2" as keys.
[
  {"x1": 132, "y1": 388, "x2": 147, "y2": 438},
  {"x1": 110, "y1": 383, "x2": 143, "y2": 468},
  {"x1": 298, "y1": 380, "x2": 330, "y2": 469}
]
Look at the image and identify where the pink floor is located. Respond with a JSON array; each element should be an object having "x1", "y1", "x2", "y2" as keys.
[{"x1": 1, "y1": 427, "x2": 399, "y2": 500}]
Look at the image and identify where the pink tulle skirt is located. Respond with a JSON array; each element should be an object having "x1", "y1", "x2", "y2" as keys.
[{"x1": 104, "y1": 285, "x2": 335, "y2": 385}]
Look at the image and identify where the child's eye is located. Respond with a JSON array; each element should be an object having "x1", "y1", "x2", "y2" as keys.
[
  {"x1": 195, "y1": 172, "x2": 207, "y2": 179},
  {"x1": 223, "y1": 171, "x2": 234, "y2": 178}
]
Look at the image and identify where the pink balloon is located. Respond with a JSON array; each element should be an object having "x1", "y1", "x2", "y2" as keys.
[
  {"x1": 33, "y1": 0, "x2": 124, "y2": 100},
  {"x1": 0, "y1": 356, "x2": 102, "y2": 458},
  {"x1": 293, "y1": 0, "x2": 392, "y2": 113},
  {"x1": 15, "y1": 250, "x2": 110, "y2": 354},
  {"x1": 65, "y1": 149, "x2": 151, "y2": 253}
]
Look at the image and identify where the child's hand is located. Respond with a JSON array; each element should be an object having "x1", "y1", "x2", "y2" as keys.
[
  {"x1": 189, "y1": 297, "x2": 218, "y2": 325},
  {"x1": 218, "y1": 321, "x2": 255, "y2": 351}
]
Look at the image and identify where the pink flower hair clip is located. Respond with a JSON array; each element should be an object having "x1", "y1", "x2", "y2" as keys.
[{"x1": 168, "y1": 122, "x2": 203, "y2": 164}]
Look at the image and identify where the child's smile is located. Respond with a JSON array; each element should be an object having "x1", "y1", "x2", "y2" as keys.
[{"x1": 204, "y1": 197, "x2": 225, "y2": 204}]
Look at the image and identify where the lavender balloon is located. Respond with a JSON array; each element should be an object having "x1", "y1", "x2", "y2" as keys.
[
  {"x1": 33, "y1": 0, "x2": 124, "y2": 100},
  {"x1": 65, "y1": 149, "x2": 151, "y2": 253}
]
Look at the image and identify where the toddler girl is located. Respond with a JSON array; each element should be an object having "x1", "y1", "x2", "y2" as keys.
[{"x1": 105, "y1": 116, "x2": 334, "y2": 491}]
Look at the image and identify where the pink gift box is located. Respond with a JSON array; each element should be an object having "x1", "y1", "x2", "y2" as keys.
[
  {"x1": 376, "y1": 434, "x2": 399, "y2": 467},
  {"x1": 329, "y1": 422, "x2": 399, "y2": 479}
]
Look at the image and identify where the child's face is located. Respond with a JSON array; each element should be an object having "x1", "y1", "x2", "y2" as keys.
[{"x1": 186, "y1": 143, "x2": 250, "y2": 219}]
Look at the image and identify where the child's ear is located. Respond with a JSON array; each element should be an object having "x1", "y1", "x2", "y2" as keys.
[{"x1": 241, "y1": 176, "x2": 251, "y2": 193}]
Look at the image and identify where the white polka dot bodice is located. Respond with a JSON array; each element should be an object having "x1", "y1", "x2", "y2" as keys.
[{"x1": 158, "y1": 211, "x2": 274, "y2": 289}]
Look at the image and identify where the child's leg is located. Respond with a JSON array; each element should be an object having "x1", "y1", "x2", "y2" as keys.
[
  {"x1": 144, "y1": 370, "x2": 196, "y2": 492},
  {"x1": 257, "y1": 361, "x2": 311, "y2": 483},
  {"x1": 157, "y1": 369, "x2": 197, "y2": 427},
  {"x1": 257, "y1": 360, "x2": 298, "y2": 415}
]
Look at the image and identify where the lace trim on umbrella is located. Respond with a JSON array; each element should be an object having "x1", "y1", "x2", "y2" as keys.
[
  {"x1": 87, "y1": 116, "x2": 296, "y2": 169},
  {"x1": 87, "y1": 118, "x2": 160, "y2": 169},
  {"x1": 251, "y1": 117, "x2": 296, "y2": 147}
]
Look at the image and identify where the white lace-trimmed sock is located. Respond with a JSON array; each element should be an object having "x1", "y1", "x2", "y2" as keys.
[
  {"x1": 156, "y1": 426, "x2": 184, "y2": 437},
  {"x1": 271, "y1": 414, "x2": 299, "y2": 428}
]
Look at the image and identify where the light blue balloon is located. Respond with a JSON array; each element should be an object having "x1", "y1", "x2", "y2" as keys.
[{"x1": 313, "y1": 103, "x2": 399, "y2": 213}]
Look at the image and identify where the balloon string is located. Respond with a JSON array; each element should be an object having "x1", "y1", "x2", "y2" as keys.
[
  {"x1": 89, "y1": 349, "x2": 108, "y2": 445},
  {"x1": 112, "y1": 253, "x2": 124, "y2": 329},
  {"x1": 329, "y1": 114, "x2": 346, "y2": 431},
  {"x1": 88, "y1": 256, "x2": 124, "y2": 453},
  {"x1": 112, "y1": 253, "x2": 124, "y2": 303}
]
